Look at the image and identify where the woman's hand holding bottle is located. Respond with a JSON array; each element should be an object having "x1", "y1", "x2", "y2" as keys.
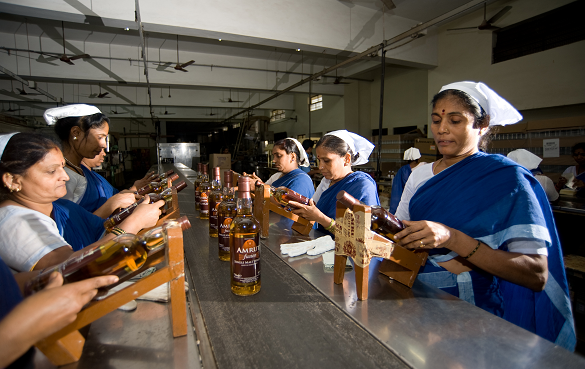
[{"x1": 118, "y1": 195, "x2": 164, "y2": 234}]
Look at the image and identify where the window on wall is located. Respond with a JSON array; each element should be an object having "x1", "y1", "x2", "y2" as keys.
[
  {"x1": 309, "y1": 95, "x2": 323, "y2": 111},
  {"x1": 270, "y1": 109, "x2": 286, "y2": 122},
  {"x1": 297, "y1": 134, "x2": 305, "y2": 140}
]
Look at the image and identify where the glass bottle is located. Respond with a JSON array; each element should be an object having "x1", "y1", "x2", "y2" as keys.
[
  {"x1": 199, "y1": 166, "x2": 214, "y2": 220},
  {"x1": 261, "y1": 181, "x2": 310, "y2": 211},
  {"x1": 208, "y1": 167, "x2": 224, "y2": 237},
  {"x1": 141, "y1": 215, "x2": 192, "y2": 252},
  {"x1": 336, "y1": 191, "x2": 404, "y2": 242},
  {"x1": 218, "y1": 171, "x2": 236, "y2": 261},
  {"x1": 103, "y1": 181, "x2": 187, "y2": 232},
  {"x1": 229, "y1": 176, "x2": 261, "y2": 296},
  {"x1": 152, "y1": 169, "x2": 174, "y2": 182},
  {"x1": 136, "y1": 173, "x2": 180, "y2": 195},
  {"x1": 194, "y1": 163, "x2": 203, "y2": 211},
  {"x1": 24, "y1": 234, "x2": 148, "y2": 296},
  {"x1": 195, "y1": 164, "x2": 208, "y2": 212}
]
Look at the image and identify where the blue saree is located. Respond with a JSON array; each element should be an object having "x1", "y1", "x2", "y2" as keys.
[
  {"x1": 409, "y1": 152, "x2": 575, "y2": 351},
  {"x1": 273, "y1": 169, "x2": 315, "y2": 229},
  {"x1": 54, "y1": 199, "x2": 105, "y2": 252},
  {"x1": 78, "y1": 165, "x2": 118, "y2": 213},
  {"x1": 389, "y1": 164, "x2": 412, "y2": 214},
  {"x1": 316, "y1": 171, "x2": 379, "y2": 233},
  {"x1": 273, "y1": 169, "x2": 315, "y2": 199}
]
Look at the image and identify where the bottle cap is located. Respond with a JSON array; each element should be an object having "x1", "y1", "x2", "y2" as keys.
[
  {"x1": 336, "y1": 191, "x2": 360, "y2": 208},
  {"x1": 165, "y1": 170, "x2": 174, "y2": 176},
  {"x1": 213, "y1": 166, "x2": 221, "y2": 179},
  {"x1": 202, "y1": 164, "x2": 208, "y2": 174},
  {"x1": 169, "y1": 173, "x2": 180, "y2": 182},
  {"x1": 175, "y1": 215, "x2": 192, "y2": 231},
  {"x1": 238, "y1": 176, "x2": 250, "y2": 198},
  {"x1": 173, "y1": 181, "x2": 187, "y2": 192},
  {"x1": 224, "y1": 170, "x2": 232, "y2": 186},
  {"x1": 197, "y1": 162, "x2": 202, "y2": 171}
]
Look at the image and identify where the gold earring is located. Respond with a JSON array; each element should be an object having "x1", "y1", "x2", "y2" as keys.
[
  {"x1": 73, "y1": 136, "x2": 77, "y2": 140},
  {"x1": 16, "y1": 188, "x2": 20, "y2": 192}
]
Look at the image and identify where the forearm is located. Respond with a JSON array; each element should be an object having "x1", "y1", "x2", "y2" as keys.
[
  {"x1": 0, "y1": 304, "x2": 49, "y2": 367},
  {"x1": 93, "y1": 202, "x2": 115, "y2": 218},
  {"x1": 447, "y1": 230, "x2": 548, "y2": 291}
]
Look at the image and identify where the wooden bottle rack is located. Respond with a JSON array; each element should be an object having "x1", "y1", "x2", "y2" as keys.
[
  {"x1": 333, "y1": 201, "x2": 427, "y2": 300},
  {"x1": 253, "y1": 183, "x2": 314, "y2": 238},
  {"x1": 35, "y1": 193, "x2": 186, "y2": 366}
]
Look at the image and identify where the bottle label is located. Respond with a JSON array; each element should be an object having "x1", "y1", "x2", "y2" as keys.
[
  {"x1": 218, "y1": 215, "x2": 232, "y2": 252},
  {"x1": 230, "y1": 235, "x2": 261, "y2": 284},
  {"x1": 200, "y1": 191, "x2": 209, "y2": 215},
  {"x1": 210, "y1": 200, "x2": 220, "y2": 230},
  {"x1": 195, "y1": 186, "x2": 200, "y2": 203}
]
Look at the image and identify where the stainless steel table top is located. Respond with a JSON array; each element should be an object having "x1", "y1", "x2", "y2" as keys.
[
  {"x1": 262, "y1": 212, "x2": 585, "y2": 369},
  {"x1": 171, "y1": 163, "x2": 585, "y2": 369}
]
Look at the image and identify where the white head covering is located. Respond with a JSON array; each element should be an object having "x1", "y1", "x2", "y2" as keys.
[
  {"x1": 285, "y1": 137, "x2": 310, "y2": 167},
  {"x1": 323, "y1": 130, "x2": 374, "y2": 166},
  {"x1": 439, "y1": 81, "x2": 522, "y2": 126},
  {"x1": 507, "y1": 149, "x2": 542, "y2": 170},
  {"x1": 43, "y1": 104, "x2": 102, "y2": 125},
  {"x1": 0, "y1": 132, "x2": 18, "y2": 159},
  {"x1": 403, "y1": 147, "x2": 421, "y2": 161}
]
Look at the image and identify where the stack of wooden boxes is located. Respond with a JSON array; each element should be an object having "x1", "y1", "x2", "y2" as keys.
[{"x1": 370, "y1": 129, "x2": 426, "y2": 174}]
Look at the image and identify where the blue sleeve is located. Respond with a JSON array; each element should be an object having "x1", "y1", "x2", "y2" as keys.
[
  {"x1": 287, "y1": 174, "x2": 315, "y2": 200},
  {"x1": 55, "y1": 199, "x2": 105, "y2": 251}
]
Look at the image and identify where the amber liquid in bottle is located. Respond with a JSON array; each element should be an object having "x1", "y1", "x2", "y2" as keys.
[
  {"x1": 194, "y1": 163, "x2": 203, "y2": 211},
  {"x1": 103, "y1": 181, "x2": 187, "y2": 231},
  {"x1": 199, "y1": 168, "x2": 214, "y2": 220},
  {"x1": 196, "y1": 164, "x2": 208, "y2": 214},
  {"x1": 25, "y1": 234, "x2": 148, "y2": 296},
  {"x1": 208, "y1": 167, "x2": 224, "y2": 237},
  {"x1": 141, "y1": 215, "x2": 192, "y2": 252},
  {"x1": 229, "y1": 176, "x2": 261, "y2": 296},
  {"x1": 265, "y1": 184, "x2": 310, "y2": 211},
  {"x1": 336, "y1": 191, "x2": 404, "y2": 242},
  {"x1": 137, "y1": 173, "x2": 179, "y2": 195},
  {"x1": 218, "y1": 171, "x2": 236, "y2": 261}
]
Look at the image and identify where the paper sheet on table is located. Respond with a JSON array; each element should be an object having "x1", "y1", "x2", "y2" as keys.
[{"x1": 280, "y1": 235, "x2": 335, "y2": 257}]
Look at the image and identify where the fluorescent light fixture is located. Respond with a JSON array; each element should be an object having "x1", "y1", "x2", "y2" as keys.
[
  {"x1": 223, "y1": 127, "x2": 228, "y2": 131},
  {"x1": 124, "y1": 27, "x2": 130, "y2": 31}
]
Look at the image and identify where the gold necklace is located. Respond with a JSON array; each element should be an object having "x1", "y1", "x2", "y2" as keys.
[{"x1": 64, "y1": 157, "x2": 83, "y2": 175}]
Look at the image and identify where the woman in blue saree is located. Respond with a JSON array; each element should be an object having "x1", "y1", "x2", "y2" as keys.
[
  {"x1": 253, "y1": 138, "x2": 315, "y2": 199},
  {"x1": 389, "y1": 147, "x2": 424, "y2": 214},
  {"x1": 291, "y1": 130, "x2": 378, "y2": 234},
  {"x1": 0, "y1": 132, "x2": 163, "y2": 272},
  {"x1": 394, "y1": 82, "x2": 575, "y2": 351},
  {"x1": 47, "y1": 104, "x2": 151, "y2": 217}
]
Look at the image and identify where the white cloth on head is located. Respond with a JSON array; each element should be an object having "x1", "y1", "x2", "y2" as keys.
[
  {"x1": 43, "y1": 104, "x2": 102, "y2": 125},
  {"x1": 63, "y1": 167, "x2": 88, "y2": 204},
  {"x1": 439, "y1": 81, "x2": 522, "y2": 126},
  {"x1": 0, "y1": 132, "x2": 18, "y2": 159},
  {"x1": 0, "y1": 206, "x2": 70, "y2": 272},
  {"x1": 507, "y1": 149, "x2": 542, "y2": 170},
  {"x1": 324, "y1": 130, "x2": 374, "y2": 165},
  {"x1": 286, "y1": 137, "x2": 310, "y2": 167},
  {"x1": 403, "y1": 147, "x2": 421, "y2": 161}
]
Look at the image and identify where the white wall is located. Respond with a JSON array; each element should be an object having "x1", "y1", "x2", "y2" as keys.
[{"x1": 428, "y1": 0, "x2": 585, "y2": 116}]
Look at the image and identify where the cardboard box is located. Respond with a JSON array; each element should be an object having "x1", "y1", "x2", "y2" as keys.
[
  {"x1": 209, "y1": 154, "x2": 231, "y2": 170},
  {"x1": 415, "y1": 138, "x2": 441, "y2": 163}
]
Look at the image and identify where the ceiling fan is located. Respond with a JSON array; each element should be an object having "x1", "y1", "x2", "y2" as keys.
[
  {"x1": 110, "y1": 106, "x2": 127, "y2": 115},
  {"x1": 221, "y1": 89, "x2": 243, "y2": 103},
  {"x1": 448, "y1": 3, "x2": 512, "y2": 31},
  {"x1": 59, "y1": 22, "x2": 90, "y2": 65},
  {"x1": 322, "y1": 56, "x2": 351, "y2": 85},
  {"x1": 207, "y1": 108, "x2": 217, "y2": 116},
  {"x1": 174, "y1": 35, "x2": 195, "y2": 72},
  {"x1": 1, "y1": 103, "x2": 24, "y2": 113}
]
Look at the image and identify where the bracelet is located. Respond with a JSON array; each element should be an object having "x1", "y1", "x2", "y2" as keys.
[
  {"x1": 325, "y1": 218, "x2": 336, "y2": 232},
  {"x1": 464, "y1": 240, "x2": 481, "y2": 259},
  {"x1": 110, "y1": 227, "x2": 127, "y2": 236}
]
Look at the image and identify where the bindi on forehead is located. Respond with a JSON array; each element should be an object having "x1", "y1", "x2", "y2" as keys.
[{"x1": 441, "y1": 109, "x2": 445, "y2": 115}]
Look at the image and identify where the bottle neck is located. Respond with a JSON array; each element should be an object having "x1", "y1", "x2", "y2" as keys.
[{"x1": 236, "y1": 196, "x2": 253, "y2": 215}]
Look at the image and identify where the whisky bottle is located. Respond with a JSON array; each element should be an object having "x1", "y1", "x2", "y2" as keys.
[
  {"x1": 24, "y1": 234, "x2": 148, "y2": 296},
  {"x1": 195, "y1": 163, "x2": 207, "y2": 211},
  {"x1": 193, "y1": 163, "x2": 202, "y2": 211},
  {"x1": 218, "y1": 171, "x2": 236, "y2": 261},
  {"x1": 141, "y1": 215, "x2": 192, "y2": 252},
  {"x1": 229, "y1": 176, "x2": 261, "y2": 296},
  {"x1": 208, "y1": 167, "x2": 224, "y2": 237},
  {"x1": 103, "y1": 181, "x2": 187, "y2": 232},
  {"x1": 260, "y1": 182, "x2": 310, "y2": 210},
  {"x1": 199, "y1": 166, "x2": 215, "y2": 220},
  {"x1": 136, "y1": 173, "x2": 179, "y2": 195},
  {"x1": 152, "y1": 169, "x2": 174, "y2": 182},
  {"x1": 336, "y1": 191, "x2": 404, "y2": 242}
]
